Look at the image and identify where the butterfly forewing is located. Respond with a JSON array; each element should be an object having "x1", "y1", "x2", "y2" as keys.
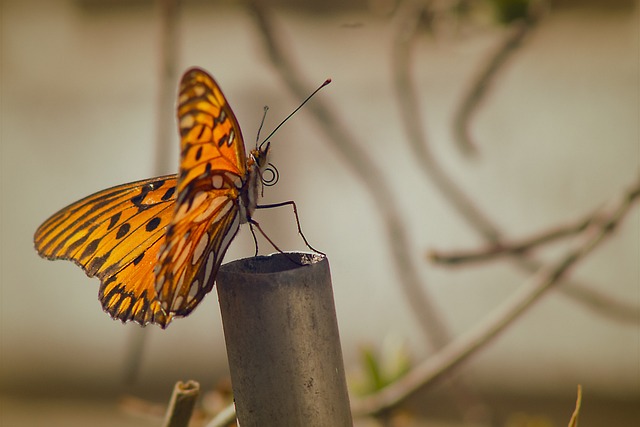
[
  {"x1": 176, "y1": 69, "x2": 246, "y2": 191},
  {"x1": 34, "y1": 176, "x2": 178, "y2": 327}
]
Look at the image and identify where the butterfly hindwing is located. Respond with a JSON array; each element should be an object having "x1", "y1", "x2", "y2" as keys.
[
  {"x1": 154, "y1": 189, "x2": 241, "y2": 316},
  {"x1": 153, "y1": 68, "x2": 249, "y2": 318}
]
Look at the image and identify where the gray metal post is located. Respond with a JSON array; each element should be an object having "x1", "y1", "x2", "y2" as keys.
[{"x1": 216, "y1": 253, "x2": 352, "y2": 426}]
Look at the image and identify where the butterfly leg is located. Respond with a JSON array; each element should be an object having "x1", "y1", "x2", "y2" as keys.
[
  {"x1": 249, "y1": 221, "x2": 260, "y2": 257},
  {"x1": 248, "y1": 218, "x2": 315, "y2": 267},
  {"x1": 256, "y1": 201, "x2": 325, "y2": 256},
  {"x1": 248, "y1": 218, "x2": 288, "y2": 256}
]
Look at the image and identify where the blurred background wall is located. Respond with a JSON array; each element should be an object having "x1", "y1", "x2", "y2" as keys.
[{"x1": 1, "y1": 0, "x2": 638, "y2": 425}]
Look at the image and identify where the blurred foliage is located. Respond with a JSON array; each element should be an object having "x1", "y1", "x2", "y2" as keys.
[
  {"x1": 489, "y1": 0, "x2": 534, "y2": 23},
  {"x1": 350, "y1": 341, "x2": 412, "y2": 396}
]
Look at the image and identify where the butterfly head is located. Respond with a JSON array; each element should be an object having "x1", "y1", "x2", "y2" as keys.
[
  {"x1": 251, "y1": 141, "x2": 279, "y2": 188},
  {"x1": 252, "y1": 140, "x2": 270, "y2": 171}
]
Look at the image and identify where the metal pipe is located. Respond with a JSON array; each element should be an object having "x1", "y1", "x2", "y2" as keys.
[{"x1": 216, "y1": 253, "x2": 352, "y2": 426}]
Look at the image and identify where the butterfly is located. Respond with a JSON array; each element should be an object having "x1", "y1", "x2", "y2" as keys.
[{"x1": 34, "y1": 67, "x2": 313, "y2": 328}]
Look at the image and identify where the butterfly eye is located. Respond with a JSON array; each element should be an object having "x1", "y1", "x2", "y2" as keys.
[{"x1": 261, "y1": 163, "x2": 279, "y2": 187}]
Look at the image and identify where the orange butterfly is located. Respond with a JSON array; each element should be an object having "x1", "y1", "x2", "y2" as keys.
[{"x1": 34, "y1": 67, "x2": 297, "y2": 328}]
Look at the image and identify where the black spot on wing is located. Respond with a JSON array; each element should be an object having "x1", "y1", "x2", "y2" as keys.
[
  {"x1": 151, "y1": 179, "x2": 165, "y2": 189},
  {"x1": 107, "y1": 212, "x2": 121, "y2": 230},
  {"x1": 130, "y1": 182, "x2": 159, "y2": 212},
  {"x1": 132, "y1": 252, "x2": 144, "y2": 266},
  {"x1": 130, "y1": 194, "x2": 149, "y2": 212},
  {"x1": 146, "y1": 217, "x2": 161, "y2": 232},
  {"x1": 116, "y1": 223, "x2": 130, "y2": 239},
  {"x1": 217, "y1": 134, "x2": 229, "y2": 147},
  {"x1": 64, "y1": 233, "x2": 90, "y2": 257},
  {"x1": 99, "y1": 276, "x2": 118, "y2": 298},
  {"x1": 81, "y1": 238, "x2": 102, "y2": 259},
  {"x1": 196, "y1": 125, "x2": 206, "y2": 140},
  {"x1": 87, "y1": 249, "x2": 112, "y2": 276},
  {"x1": 161, "y1": 186, "x2": 175, "y2": 201},
  {"x1": 195, "y1": 146, "x2": 203, "y2": 161}
]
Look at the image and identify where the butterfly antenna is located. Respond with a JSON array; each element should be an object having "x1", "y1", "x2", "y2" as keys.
[
  {"x1": 258, "y1": 79, "x2": 332, "y2": 150},
  {"x1": 255, "y1": 106, "x2": 269, "y2": 147}
]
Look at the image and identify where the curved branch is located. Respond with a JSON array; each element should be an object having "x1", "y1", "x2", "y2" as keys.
[{"x1": 453, "y1": 16, "x2": 540, "y2": 155}]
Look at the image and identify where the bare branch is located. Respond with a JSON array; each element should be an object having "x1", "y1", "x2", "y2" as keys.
[
  {"x1": 248, "y1": 0, "x2": 452, "y2": 349},
  {"x1": 453, "y1": 15, "x2": 540, "y2": 155},
  {"x1": 429, "y1": 211, "x2": 598, "y2": 265},
  {"x1": 352, "y1": 176, "x2": 640, "y2": 416}
]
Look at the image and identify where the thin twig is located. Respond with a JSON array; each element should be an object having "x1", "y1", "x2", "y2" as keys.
[
  {"x1": 453, "y1": 15, "x2": 540, "y2": 155},
  {"x1": 205, "y1": 403, "x2": 236, "y2": 427},
  {"x1": 429, "y1": 192, "x2": 640, "y2": 324},
  {"x1": 352, "y1": 177, "x2": 639, "y2": 416},
  {"x1": 429, "y1": 211, "x2": 598, "y2": 265},
  {"x1": 248, "y1": 0, "x2": 452, "y2": 350},
  {"x1": 162, "y1": 380, "x2": 200, "y2": 427},
  {"x1": 568, "y1": 385, "x2": 582, "y2": 427},
  {"x1": 551, "y1": 276, "x2": 639, "y2": 324}
]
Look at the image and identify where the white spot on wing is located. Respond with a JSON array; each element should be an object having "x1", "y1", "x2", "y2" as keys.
[
  {"x1": 191, "y1": 191, "x2": 207, "y2": 210},
  {"x1": 173, "y1": 242, "x2": 192, "y2": 273},
  {"x1": 171, "y1": 236, "x2": 187, "y2": 262},
  {"x1": 187, "y1": 281, "x2": 200, "y2": 300},
  {"x1": 176, "y1": 270, "x2": 186, "y2": 291},
  {"x1": 193, "y1": 233, "x2": 209, "y2": 265},
  {"x1": 211, "y1": 174, "x2": 223, "y2": 189},
  {"x1": 194, "y1": 85, "x2": 205, "y2": 97},
  {"x1": 217, "y1": 214, "x2": 241, "y2": 263},
  {"x1": 171, "y1": 295, "x2": 184, "y2": 311},
  {"x1": 202, "y1": 251, "x2": 215, "y2": 288},
  {"x1": 218, "y1": 201, "x2": 233, "y2": 219},
  {"x1": 180, "y1": 114, "x2": 195, "y2": 130},
  {"x1": 193, "y1": 196, "x2": 228, "y2": 223},
  {"x1": 155, "y1": 274, "x2": 165, "y2": 292},
  {"x1": 174, "y1": 191, "x2": 207, "y2": 222},
  {"x1": 174, "y1": 202, "x2": 190, "y2": 222},
  {"x1": 225, "y1": 172, "x2": 243, "y2": 188}
]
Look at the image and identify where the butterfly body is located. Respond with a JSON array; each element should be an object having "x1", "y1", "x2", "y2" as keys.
[{"x1": 35, "y1": 68, "x2": 270, "y2": 328}]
